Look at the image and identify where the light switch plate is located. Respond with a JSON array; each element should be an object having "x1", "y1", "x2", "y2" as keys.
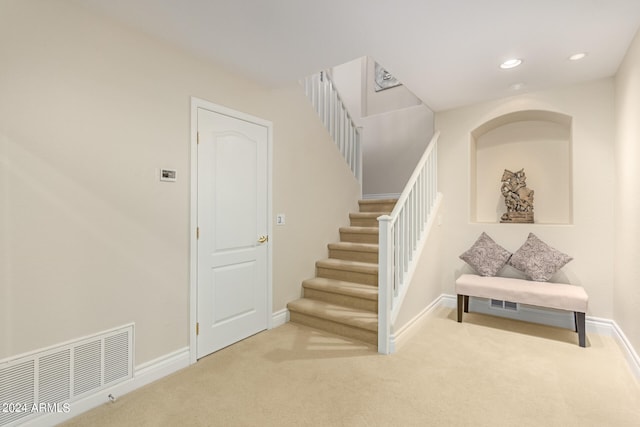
[{"x1": 276, "y1": 214, "x2": 286, "y2": 225}]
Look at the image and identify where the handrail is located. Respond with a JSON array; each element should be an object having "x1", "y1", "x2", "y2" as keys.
[
  {"x1": 301, "y1": 71, "x2": 362, "y2": 187},
  {"x1": 378, "y1": 131, "x2": 441, "y2": 354}
]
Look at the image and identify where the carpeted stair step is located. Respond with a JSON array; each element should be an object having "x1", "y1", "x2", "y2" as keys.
[
  {"x1": 349, "y1": 212, "x2": 384, "y2": 227},
  {"x1": 358, "y1": 198, "x2": 397, "y2": 213},
  {"x1": 316, "y1": 258, "x2": 378, "y2": 286},
  {"x1": 286, "y1": 197, "x2": 393, "y2": 346},
  {"x1": 287, "y1": 298, "x2": 378, "y2": 345},
  {"x1": 339, "y1": 226, "x2": 378, "y2": 244},
  {"x1": 302, "y1": 277, "x2": 378, "y2": 312},
  {"x1": 328, "y1": 242, "x2": 378, "y2": 263}
]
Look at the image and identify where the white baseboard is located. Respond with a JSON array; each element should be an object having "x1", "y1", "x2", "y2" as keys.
[
  {"x1": 21, "y1": 300, "x2": 640, "y2": 426},
  {"x1": 24, "y1": 347, "x2": 190, "y2": 427},
  {"x1": 34, "y1": 309, "x2": 290, "y2": 425},
  {"x1": 390, "y1": 294, "x2": 456, "y2": 352},
  {"x1": 613, "y1": 321, "x2": 640, "y2": 380},
  {"x1": 272, "y1": 308, "x2": 289, "y2": 328},
  {"x1": 391, "y1": 293, "x2": 640, "y2": 382},
  {"x1": 23, "y1": 309, "x2": 289, "y2": 426},
  {"x1": 447, "y1": 294, "x2": 640, "y2": 382}
]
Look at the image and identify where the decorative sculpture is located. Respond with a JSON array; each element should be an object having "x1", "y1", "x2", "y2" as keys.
[{"x1": 500, "y1": 169, "x2": 534, "y2": 223}]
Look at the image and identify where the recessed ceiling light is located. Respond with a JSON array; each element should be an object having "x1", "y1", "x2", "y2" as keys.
[
  {"x1": 569, "y1": 52, "x2": 587, "y2": 61},
  {"x1": 500, "y1": 58, "x2": 522, "y2": 69}
]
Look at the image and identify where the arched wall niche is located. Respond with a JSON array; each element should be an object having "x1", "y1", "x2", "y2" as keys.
[{"x1": 470, "y1": 110, "x2": 573, "y2": 224}]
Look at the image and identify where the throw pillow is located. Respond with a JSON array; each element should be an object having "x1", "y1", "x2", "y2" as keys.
[
  {"x1": 508, "y1": 233, "x2": 572, "y2": 281},
  {"x1": 459, "y1": 232, "x2": 512, "y2": 276}
]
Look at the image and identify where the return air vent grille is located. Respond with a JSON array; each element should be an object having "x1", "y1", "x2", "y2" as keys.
[
  {"x1": 504, "y1": 301, "x2": 518, "y2": 311},
  {"x1": 39, "y1": 349, "x2": 71, "y2": 404},
  {"x1": 490, "y1": 299, "x2": 518, "y2": 311},
  {"x1": 105, "y1": 332, "x2": 131, "y2": 384},
  {"x1": 0, "y1": 324, "x2": 133, "y2": 427},
  {"x1": 74, "y1": 340, "x2": 103, "y2": 396},
  {"x1": 0, "y1": 361, "x2": 35, "y2": 425}
]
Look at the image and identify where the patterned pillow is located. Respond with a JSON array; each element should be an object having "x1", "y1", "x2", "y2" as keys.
[
  {"x1": 459, "y1": 232, "x2": 512, "y2": 276},
  {"x1": 508, "y1": 233, "x2": 572, "y2": 281}
]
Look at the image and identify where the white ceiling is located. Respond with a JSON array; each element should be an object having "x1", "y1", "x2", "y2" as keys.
[{"x1": 77, "y1": 0, "x2": 640, "y2": 112}]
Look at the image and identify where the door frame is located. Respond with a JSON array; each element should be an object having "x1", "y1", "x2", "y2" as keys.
[{"x1": 189, "y1": 97, "x2": 273, "y2": 364}]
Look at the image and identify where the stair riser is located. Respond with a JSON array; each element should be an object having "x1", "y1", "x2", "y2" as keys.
[
  {"x1": 287, "y1": 199, "x2": 392, "y2": 345},
  {"x1": 329, "y1": 249, "x2": 378, "y2": 263},
  {"x1": 340, "y1": 232, "x2": 378, "y2": 244},
  {"x1": 317, "y1": 267, "x2": 378, "y2": 286},
  {"x1": 350, "y1": 218, "x2": 380, "y2": 227},
  {"x1": 289, "y1": 311, "x2": 377, "y2": 345},
  {"x1": 303, "y1": 288, "x2": 377, "y2": 312}
]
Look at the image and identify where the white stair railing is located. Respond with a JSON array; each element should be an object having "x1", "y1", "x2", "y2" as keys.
[
  {"x1": 378, "y1": 131, "x2": 442, "y2": 354},
  {"x1": 301, "y1": 71, "x2": 362, "y2": 186}
]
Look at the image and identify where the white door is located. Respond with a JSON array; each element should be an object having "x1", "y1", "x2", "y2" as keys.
[{"x1": 196, "y1": 107, "x2": 269, "y2": 359}]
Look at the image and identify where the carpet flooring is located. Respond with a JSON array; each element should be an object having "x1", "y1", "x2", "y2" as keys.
[{"x1": 62, "y1": 306, "x2": 640, "y2": 426}]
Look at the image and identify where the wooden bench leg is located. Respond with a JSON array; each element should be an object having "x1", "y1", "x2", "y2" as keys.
[
  {"x1": 457, "y1": 295, "x2": 463, "y2": 322},
  {"x1": 464, "y1": 295, "x2": 469, "y2": 313},
  {"x1": 576, "y1": 312, "x2": 586, "y2": 347}
]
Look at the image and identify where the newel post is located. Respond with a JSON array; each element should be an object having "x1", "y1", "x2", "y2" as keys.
[{"x1": 378, "y1": 215, "x2": 393, "y2": 354}]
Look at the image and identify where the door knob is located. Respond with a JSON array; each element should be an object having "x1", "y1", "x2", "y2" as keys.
[{"x1": 258, "y1": 235, "x2": 268, "y2": 243}]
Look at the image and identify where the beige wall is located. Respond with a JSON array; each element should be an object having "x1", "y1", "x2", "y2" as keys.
[
  {"x1": 331, "y1": 58, "x2": 435, "y2": 196},
  {"x1": 364, "y1": 57, "x2": 422, "y2": 116},
  {"x1": 393, "y1": 201, "x2": 444, "y2": 332},
  {"x1": 435, "y1": 79, "x2": 615, "y2": 318},
  {"x1": 362, "y1": 105, "x2": 434, "y2": 196},
  {"x1": 614, "y1": 29, "x2": 640, "y2": 353},
  {"x1": 331, "y1": 57, "x2": 365, "y2": 127},
  {"x1": 474, "y1": 119, "x2": 572, "y2": 224},
  {"x1": 0, "y1": 1, "x2": 359, "y2": 363}
]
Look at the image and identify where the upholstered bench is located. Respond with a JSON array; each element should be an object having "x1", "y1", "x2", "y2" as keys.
[{"x1": 455, "y1": 274, "x2": 589, "y2": 347}]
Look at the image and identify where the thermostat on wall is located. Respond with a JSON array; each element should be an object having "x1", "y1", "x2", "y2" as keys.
[{"x1": 160, "y1": 168, "x2": 177, "y2": 182}]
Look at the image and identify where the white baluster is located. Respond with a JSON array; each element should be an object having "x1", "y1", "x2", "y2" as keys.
[{"x1": 301, "y1": 76, "x2": 446, "y2": 354}]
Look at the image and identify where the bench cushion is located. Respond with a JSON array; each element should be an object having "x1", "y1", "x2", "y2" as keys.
[{"x1": 455, "y1": 274, "x2": 588, "y2": 313}]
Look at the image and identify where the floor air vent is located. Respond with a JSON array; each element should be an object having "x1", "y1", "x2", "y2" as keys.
[{"x1": 0, "y1": 324, "x2": 133, "y2": 427}]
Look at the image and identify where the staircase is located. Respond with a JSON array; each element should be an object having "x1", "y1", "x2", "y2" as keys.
[{"x1": 287, "y1": 199, "x2": 397, "y2": 344}]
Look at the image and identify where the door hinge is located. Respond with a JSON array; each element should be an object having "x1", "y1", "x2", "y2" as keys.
[
  {"x1": 196, "y1": 322, "x2": 199, "y2": 336},
  {"x1": 197, "y1": 227, "x2": 200, "y2": 239},
  {"x1": 197, "y1": 132, "x2": 200, "y2": 144}
]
